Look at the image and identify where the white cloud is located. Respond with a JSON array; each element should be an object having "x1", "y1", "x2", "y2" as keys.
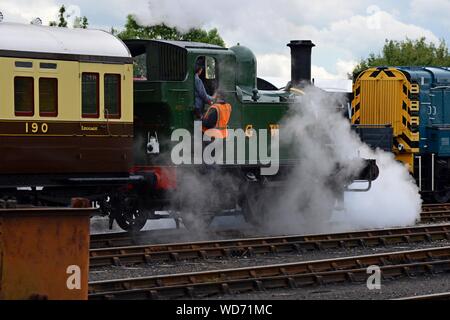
[
  {"x1": 336, "y1": 59, "x2": 357, "y2": 78},
  {"x1": 410, "y1": 0, "x2": 450, "y2": 28},
  {"x1": 135, "y1": 0, "x2": 365, "y2": 32},
  {"x1": 256, "y1": 52, "x2": 354, "y2": 81},
  {"x1": 0, "y1": 0, "x2": 441, "y2": 79},
  {"x1": 0, "y1": 0, "x2": 60, "y2": 23},
  {"x1": 256, "y1": 53, "x2": 291, "y2": 79},
  {"x1": 133, "y1": 1, "x2": 438, "y2": 77},
  {"x1": 312, "y1": 65, "x2": 340, "y2": 80}
]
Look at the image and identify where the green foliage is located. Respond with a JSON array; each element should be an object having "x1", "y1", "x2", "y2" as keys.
[
  {"x1": 49, "y1": 4, "x2": 68, "y2": 27},
  {"x1": 118, "y1": 15, "x2": 225, "y2": 77},
  {"x1": 353, "y1": 37, "x2": 450, "y2": 78},
  {"x1": 117, "y1": 15, "x2": 225, "y2": 47},
  {"x1": 49, "y1": 5, "x2": 88, "y2": 29},
  {"x1": 183, "y1": 28, "x2": 225, "y2": 47},
  {"x1": 73, "y1": 16, "x2": 89, "y2": 29}
]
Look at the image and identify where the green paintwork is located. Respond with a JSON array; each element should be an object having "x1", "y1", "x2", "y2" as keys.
[
  {"x1": 126, "y1": 40, "x2": 293, "y2": 166},
  {"x1": 229, "y1": 44, "x2": 257, "y2": 90}
]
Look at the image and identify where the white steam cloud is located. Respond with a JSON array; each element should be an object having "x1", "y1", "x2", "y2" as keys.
[
  {"x1": 342, "y1": 149, "x2": 421, "y2": 230},
  {"x1": 136, "y1": 0, "x2": 206, "y2": 32},
  {"x1": 259, "y1": 86, "x2": 422, "y2": 234}
]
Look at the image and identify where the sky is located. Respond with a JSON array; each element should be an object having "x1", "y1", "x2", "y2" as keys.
[{"x1": 1, "y1": 0, "x2": 449, "y2": 80}]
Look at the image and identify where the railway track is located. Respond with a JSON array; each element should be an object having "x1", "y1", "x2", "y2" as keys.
[
  {"x1": 420, "y1": 211, "x2": 450, "y2": 223},
  {"x1": 422, "y1": 203, "x2": 450, "y2": 212},
  {"x1": 395, "y1": 292, "x2": 450, "y2": 300},
  {"x1": 421, "y1": 203, "x2": 450, "y2": 222},
  {"x1": 88, "y1": 246, "x2": 450, "y2": 299},
  {"x1": 90, "y1": 228, "x2": 253, "y2": 249},
  {"x1": 420, "y1": 203, "x2": 450, "y2": 222},
  {"x1": 90, "y1": 204, "x2": 450, "y2": 249},
  {"x1": 89, "y1": 224, "x2": 450, "y2": 268}
]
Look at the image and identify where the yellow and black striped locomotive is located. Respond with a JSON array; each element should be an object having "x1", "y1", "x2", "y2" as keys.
[{"x1": 352, "y1": 66, "x2": 450, "y2": 202}]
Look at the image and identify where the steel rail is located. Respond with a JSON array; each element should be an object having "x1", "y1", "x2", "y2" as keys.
[
  {"x1": 90, "y1": 206, "x2": 450, "y2": 249},
  {"x1": 88, "y1": 246, "x2": 450, "y2": 300},
  {"x1": 394, "y1": 292, "x2": 450, "y2": 300},
  {"x1": 90, "y1": 229, "x2": 251, "y2": 249},
  {"x1": 422, "y1": 203, "x2": 450, "y2": 212},
  {"x1": 420, "y1": 211, "x2": 450, "y2": 223},
  {"x1": 90, "y1": 229, "x2": 255, "y2": 249},
  {"x1": 89, "y1": 224, "x2": 450, "y2": 267}
]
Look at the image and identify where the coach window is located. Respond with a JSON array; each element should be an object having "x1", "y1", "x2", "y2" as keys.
[
  {"x1": 39, "y1": 78, "x2": 58, "y2": 117},
  {"x1": 104, "y1": 74, "x2": 121, "y2": 119},
  {"x1": 82, "y1": 73, "x2": 99, "y2": 118},
  {"x1": 14, "y1": 77, "x2": 34, "y2": 116}
]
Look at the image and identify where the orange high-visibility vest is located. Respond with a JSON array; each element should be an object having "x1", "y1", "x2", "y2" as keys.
[{"x1": 202, "y1": 103, "x2": 232, "y2": 139}]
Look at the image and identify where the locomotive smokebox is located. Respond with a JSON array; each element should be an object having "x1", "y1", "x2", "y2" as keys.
[{"x1": 287, "y1": 40, "x2": 315, "y2": 87}]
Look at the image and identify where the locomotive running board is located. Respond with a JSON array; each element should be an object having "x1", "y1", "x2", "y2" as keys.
[
  {"x1": 345, "y1": 180, "x2": 372, "y2": 192},
  {"x1": 65, "y1": 175, "x2": 145, "y2": 185}
]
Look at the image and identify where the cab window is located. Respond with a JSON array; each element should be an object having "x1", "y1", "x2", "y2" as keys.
[
  {"x1": 82, "y1": 73, "x2": 99, "y2": 118},
  {"x1": 205, "y1": 56, "x2": 216, "y2": 80},
  {"x1": 195, "y1": 56, "x2": 218, "y2": 96},
  {"x1": 14, "y1": 77, "x2": 34, "y2": 116}
]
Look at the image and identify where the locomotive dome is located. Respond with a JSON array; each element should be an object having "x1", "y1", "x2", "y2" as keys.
[
  {"x1": 230, "y1": 44, "x2": 257, "y2": 89},
  {"x1": 0, "y1": 22, "x2": 131, "y2": 60}
]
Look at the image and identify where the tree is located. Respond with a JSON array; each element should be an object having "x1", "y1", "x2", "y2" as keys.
[
  {"x1": 73, "y1": 16, "x2": 89, "y2": 29},
  {"x1": 117, "y1": 15, "x2": 225, "y2": 47},
  {"x1": 183, "y1": 28, "x2": 225, "y2": 47},
  {"x1": 117, "y1": 15, "x2": 226, "y2": 77},
  {"x1": 49, "y1": 5, "x2": 88, "y2": 28},
  {"x1": 353, "y1": 37, "x2": 450, "y2": 78},
  {"x1": 49, "y1": 5, "x2": 68, "y2": 27}
]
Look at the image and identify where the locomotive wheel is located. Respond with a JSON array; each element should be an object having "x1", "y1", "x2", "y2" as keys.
[{"x1": 113, "y1": 196, "x2": 148, "y2": 232}]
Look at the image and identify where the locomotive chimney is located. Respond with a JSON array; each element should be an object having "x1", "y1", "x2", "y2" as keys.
[{"x1": 287, "y1": 40, "x2": 315, "y2": 87}]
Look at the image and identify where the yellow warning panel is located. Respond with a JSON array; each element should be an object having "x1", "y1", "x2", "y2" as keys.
[{"x1": 352, "y1": 67, "x2": 420, "y2": 171}]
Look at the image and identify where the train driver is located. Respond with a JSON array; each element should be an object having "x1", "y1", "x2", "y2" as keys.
[
  {"x1": 194, "y1": 63, "x2": 213, "y2": 119},
  {"x1": 202, "y1": 90, "x2": 232, "y2": 139}
]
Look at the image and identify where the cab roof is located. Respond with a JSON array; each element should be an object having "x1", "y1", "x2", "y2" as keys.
[{"x1": 124, "y1": 39, "x2": 227, "y2": 57}]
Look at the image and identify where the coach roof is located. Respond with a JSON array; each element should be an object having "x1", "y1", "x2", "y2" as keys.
[{"x1": 0, "y1": 22, "x2": 132, "y2": 63}]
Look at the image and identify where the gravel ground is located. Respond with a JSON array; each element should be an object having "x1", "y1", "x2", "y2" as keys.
[
  {"x1": 89, "y1": 220, "x2": 450, "y2": 299},
  {"x1": 89, "y1": 239, "x2": 450, "y2": 281},
  {"x1": 204, "y1": 273, "x2": 450, "y2": 300}
]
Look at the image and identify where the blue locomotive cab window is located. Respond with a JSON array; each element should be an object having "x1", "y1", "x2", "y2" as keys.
[
  {"x1": 14, "y1": 77, "x2": 34, "y2": 116},
  {"x1": 82, "y1": 73, "x2": 99, "y2": 118},
  {"x1": 104, "y1": 74, "x2": 121, "y2": 119},
  {"x1": 39, "y1": 78, "x2": 58, "y2": 117}
]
